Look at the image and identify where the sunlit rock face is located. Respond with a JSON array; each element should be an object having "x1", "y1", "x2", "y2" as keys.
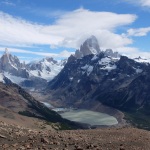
[
  {"x1": 0, "y1": 49, "x2": 28, "y2": 78},
  {"x1": 104, "y1": 49, "x2": 120, "y2": 58}
]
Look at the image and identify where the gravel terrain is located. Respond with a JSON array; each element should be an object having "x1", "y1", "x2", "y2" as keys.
[{"x1": 0, "y1": 120, "x2": 150, "y2": 150}]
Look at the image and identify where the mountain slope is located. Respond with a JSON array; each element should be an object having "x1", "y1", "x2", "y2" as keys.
[
  {"x1": 47, "y1": 53, "x2": 148, "y2": 108},
  {"x1": 0, "y1": 77, "x2": 89, "y2": 129},
  {"x1": 0, "y1": 80, "x2": 59, "y2": 120},
  {"x1": 46, "y1": 36, "x2": 150, "y2": 130}
]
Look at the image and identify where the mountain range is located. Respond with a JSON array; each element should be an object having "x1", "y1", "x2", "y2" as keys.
[
  {"x1": 47, "y1": 36, "x2": 149, "y2": 110},
  {"x1": 0, "y1": 49, "x2": 66, "y2": 90},
  {"x1": 1, "y1": 36, "x2": 150, "y2": 130},
  {"x1": 45, "y1": 36, "x2": 150, "y2": 129}
]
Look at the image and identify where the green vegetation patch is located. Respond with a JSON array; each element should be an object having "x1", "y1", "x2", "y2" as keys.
[{"x1": 124, "y1": 111, "x2": 150, "y2": 131}]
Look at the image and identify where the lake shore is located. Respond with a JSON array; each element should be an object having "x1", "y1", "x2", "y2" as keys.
[
  {"x1": 60, "y1": 109, "x2": 118, "y2": 126},
  {"x1": 69, "y1": 100, "x2": 127, "y2": 127},
  {"x1": 41, "y1": 100, "x2": 126, "y2": 128}
]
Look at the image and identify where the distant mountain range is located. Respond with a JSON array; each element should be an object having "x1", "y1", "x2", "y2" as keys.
[
  {"x1": 0, "y1": 36, "x2": 149, "y2": 91},
  {"x1": 1, "y1": 36, "x2": 150, "y2": 129},
  {"x1": 0, "y1": 49, "x2": 66, "y2": 90}
]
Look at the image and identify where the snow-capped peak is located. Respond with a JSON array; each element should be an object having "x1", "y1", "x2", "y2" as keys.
[{"x1": 27, "y1": 57, "x2": 66, "y2": 81}]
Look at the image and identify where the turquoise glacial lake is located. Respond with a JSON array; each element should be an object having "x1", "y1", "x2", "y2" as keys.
[{"x1": 60, "y1": 109, "x2": 118, "y2": 126}]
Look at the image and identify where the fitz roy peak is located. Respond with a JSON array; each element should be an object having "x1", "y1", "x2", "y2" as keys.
[
  {"x1": 75, "y1": 35, "x2": 101, "y2": 59},
  {"x1": 75, "y1": 36, "x2": 120, "y2": 59},
  {"x1": 47, "y1": 36, "x2": 150, "y2": 120}
]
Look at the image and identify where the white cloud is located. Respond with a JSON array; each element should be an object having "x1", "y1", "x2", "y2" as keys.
[
  {"x1": 124, "y1": 0, "x2": 150, "y2": 7},
  {"x1": 43, "y1": 8, "x2": 136, "y2": 48},
  {"x1": 94, "y1": 30, "x2": 133, "y2": 49},
  {"x1": 139, "y1": 0, "x2": 150, "y2": 7},
  {"x1": 116, "y1": 47, "x2": 139, "y2": 57},
  {"x1": 0, "y1": 8, "x2": 136, "y2": 50},
  {"x1": 0, "y1": 12, "x2": 62, "y2": 47},
  {"x1": 115, "y1": 47, "x2": 150, "y2": 59},
  {"x1": 58, "y1": 50, "x2": 74, "y2": 58},
  {"x1": 1, "y1": 0, "x2": 16, "y2": 6},
  {"x1": 126, "y1": 27, "x2": 150, "y2": 37},
  {"x1": 0, "y1": 47, "x2": 74, "y2": 58}
]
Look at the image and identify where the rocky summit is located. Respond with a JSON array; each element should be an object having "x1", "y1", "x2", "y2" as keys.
[
  {"x1": 0, "y1": 48, "x2": 28, "y2": 78},
  {"x1": 75, "y1": 35, "x2": 101, "y2": 59}
]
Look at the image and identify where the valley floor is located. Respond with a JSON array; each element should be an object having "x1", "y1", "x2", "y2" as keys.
[
  {"x1": 30, "y1": 91, "x2": 126, "y2": 127},
  {"x1": 0, "y1": 120, "x2": 150, "y2": 150}
]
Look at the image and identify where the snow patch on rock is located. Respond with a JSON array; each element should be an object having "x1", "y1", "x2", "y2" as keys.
[{"x1": 4, "y1": 72, "x2": 26, "y2": 84}]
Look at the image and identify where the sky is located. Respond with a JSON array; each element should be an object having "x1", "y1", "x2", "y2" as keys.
[{"x1": 0, "y1": 0, "x2": 150, "y2": 62}]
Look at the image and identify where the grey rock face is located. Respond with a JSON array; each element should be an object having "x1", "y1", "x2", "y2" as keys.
[
  {"x1": 75, "y1": 35, "x2": 101, "y2": 59},
  {"x1": 75, "y1": 50, "x2": 83, "y2": 59},
  {"x1": 27, "y1": 57, "x2": 58, "y2": 71},
  {"x1": 104, "y1": 49, "x2": 120, "y2": 58},
  {"x1": 0, "y1": 50, "x2": 29, "y2": 78}
]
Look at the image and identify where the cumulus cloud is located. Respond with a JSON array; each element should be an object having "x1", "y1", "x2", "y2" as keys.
[
  {"x1": 0, "y1": 8, "x2": 136, "y2": 50},
  {"x1": 126, "y1": 27, "x2": 150, "y2": 37}
]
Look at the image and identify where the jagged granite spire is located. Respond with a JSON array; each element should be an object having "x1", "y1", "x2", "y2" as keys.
[
  {"x1": 0, "y1": 48, "x2": 29, "y2": 78},
  {"x1": 5, "y1": 48, "x2": 9, "y2": 54},
  {"x1": 104, "y1": 49, "x2": 120, "y2": 58},
  {"x1": 75, "y1": 35, "x2": 101, "y2": 59}
]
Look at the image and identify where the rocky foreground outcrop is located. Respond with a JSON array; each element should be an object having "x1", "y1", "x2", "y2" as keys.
[{"x1": 0, "y1": 121, "x2": 150, "y2": 150}]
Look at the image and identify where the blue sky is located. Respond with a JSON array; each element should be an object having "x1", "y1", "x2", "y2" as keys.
[{"x1": 0, "y1": 0, "x2": 150, "y2": 62}]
